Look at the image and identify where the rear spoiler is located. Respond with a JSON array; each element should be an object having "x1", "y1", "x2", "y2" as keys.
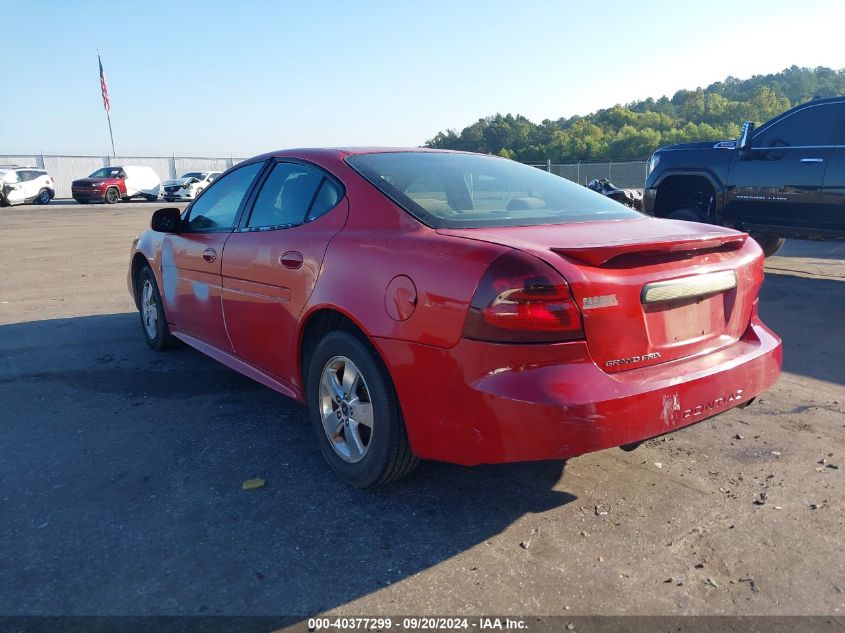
[{"x1": 551, "y1": 233, "x2": 748, "y2": 266}]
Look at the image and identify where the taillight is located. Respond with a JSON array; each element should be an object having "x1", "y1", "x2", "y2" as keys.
[{"x1": 463, "y1": 251, "x2": 584, "y2": 343}]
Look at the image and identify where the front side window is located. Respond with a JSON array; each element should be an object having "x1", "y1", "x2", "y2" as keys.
[
  {"x1": 754, "y1": 103, "x2": 845, "y2": 147},
  {"x1": 185, "y1": 161, "x2": 264, "y2": 231},
  {"x1": 347, "y1": 152, "x2": 639, "y2": 229},
  {"x1": 246, "y1": 162, "x2": 341, "y2": 229}
]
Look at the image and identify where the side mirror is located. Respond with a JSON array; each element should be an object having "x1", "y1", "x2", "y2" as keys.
[
  {"x1": 151, "y1": 207, "x2": 182, "y2": 233},
  {"x1": 738, "y1": 121, "x2": 755, "y2": 151}
]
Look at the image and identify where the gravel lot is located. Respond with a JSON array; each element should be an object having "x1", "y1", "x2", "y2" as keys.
[{"x1": 0, "y1": 203, "x2": 843, "y2": 617}]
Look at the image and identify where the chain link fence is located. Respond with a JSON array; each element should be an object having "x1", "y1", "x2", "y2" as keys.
[
  {"x1": 0, "y1": 154, "x2": 246, "y2": 199},
  {"x1": 1, "y1": 154, "x2": 648, "y2": 199},
  {"x1": 527, "y1": 160, "x2": 648, "y2": 189}
]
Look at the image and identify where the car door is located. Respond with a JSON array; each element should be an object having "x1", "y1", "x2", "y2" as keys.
[
  {"x1": 19, "y1": 171, "x2": 37, "y2": 200},
  {"x1": 221, "y1": 160, "x2": 348, "y2": 383},
  {"x1": 818, "y1": 102, "x2": 845, "y2": 233},
  {"x1": 724, "y1": 102, "x2": 838, "y2": 230},
  {"x1": 160, "y1": 160, "x2": 266, "y2": 352}
]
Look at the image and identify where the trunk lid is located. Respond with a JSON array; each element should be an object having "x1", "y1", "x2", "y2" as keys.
[{"x1": 439, "y1": 218, "x2": 763, "y2": 372}]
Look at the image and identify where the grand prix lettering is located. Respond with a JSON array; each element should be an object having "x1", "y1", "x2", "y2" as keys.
[{"x1": 605, "y1": 352, "x2": 661, "y2": 367}]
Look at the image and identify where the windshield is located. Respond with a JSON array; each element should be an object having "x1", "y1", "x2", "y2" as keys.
[
  {"x1": 346, "y1": 152, "x2": 640, "y2": 228},
  {"x1": 88, "y1": 167, "x2": 125, "y2": 179},
  {"x1": 181, "y1": 172, "x2": 206, "y2": 179}
]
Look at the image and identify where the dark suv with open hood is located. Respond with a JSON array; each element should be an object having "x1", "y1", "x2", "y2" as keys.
[{"x1": 643, "y1": 97, "x2": 845, "y2": 256}]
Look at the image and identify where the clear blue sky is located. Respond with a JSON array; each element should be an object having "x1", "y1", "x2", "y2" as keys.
[{"x1": 3, "y1": 0, "x2": 843, "y2": 156}]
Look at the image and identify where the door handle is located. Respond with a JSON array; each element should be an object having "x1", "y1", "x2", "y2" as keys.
[
  {"x1": 202, "y1": 248, "x2": 217, "y2": 263},
  {"x1": 799, "y1": 158, "x2": 824, "y2": 163},
  {"x1": 280, "y1": 251, "x2": 304, "y2": 269}
]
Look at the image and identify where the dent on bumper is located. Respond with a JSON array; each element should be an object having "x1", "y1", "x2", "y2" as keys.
[{"x1": 376, "y1": 318, "x2": 782, "y2": 465}]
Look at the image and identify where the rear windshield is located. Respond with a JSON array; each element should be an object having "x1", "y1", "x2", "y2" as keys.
[{"x1": 346, "y1": 152, "x2": 640, "y2": 228}]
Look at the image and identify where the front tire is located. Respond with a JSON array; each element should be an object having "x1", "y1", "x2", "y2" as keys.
[
  {"x1": 104, "y1": 187, "x2": 120, "y2": 204},
  {"x1": 307, "y1": 331, "x2": 418, "y2": 488},
  {"x1": 136, "y1": 265, "x2": 178, "y2": 351},
  {"x1": 751, "y1": 233, "x2": 785, "y2": 257},
  {"x1": 144, "y1": 194, "x2": 158, "y2": 202}
]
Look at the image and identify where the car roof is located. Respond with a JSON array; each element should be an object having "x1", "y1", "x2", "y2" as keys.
[{"x1": 243, "y1": 147, "x2": 481, "y2": 165}]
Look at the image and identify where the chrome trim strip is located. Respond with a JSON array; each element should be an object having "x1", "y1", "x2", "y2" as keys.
[{"x1": 641, "y1": 270, "x2": 737, "y2": 304}]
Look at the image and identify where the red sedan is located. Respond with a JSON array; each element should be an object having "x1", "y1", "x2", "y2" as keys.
[{"x1": 128, "y1": 148, "x2": 782, "y2": 487}]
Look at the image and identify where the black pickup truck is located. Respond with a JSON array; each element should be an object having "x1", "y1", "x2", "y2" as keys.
[{"x1": 643, "y1": 96, "x2": 845, "y2": 256}]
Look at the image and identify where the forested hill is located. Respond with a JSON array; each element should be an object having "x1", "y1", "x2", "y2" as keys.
[{"x1": 424, "y1": 66, "x2": 845, "y2": 162}]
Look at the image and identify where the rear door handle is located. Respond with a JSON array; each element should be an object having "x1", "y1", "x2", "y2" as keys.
[
  {"x1": 799, "y1": 157, "x2": 824, "y2": 163},
  {"x1": 202, "y1": 248, "x2": 217, "y2": 263}
]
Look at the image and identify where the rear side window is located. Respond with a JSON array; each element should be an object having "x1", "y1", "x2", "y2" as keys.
[
  {"x1": 246, "y1": 162, "x2": 342, "y2": 229},
  {"x1": 347, "y1": 152, "x2": 639, "y2": 229},
  {"x1": 754, "y1": 102, "x2": 845, "y2": 147}
]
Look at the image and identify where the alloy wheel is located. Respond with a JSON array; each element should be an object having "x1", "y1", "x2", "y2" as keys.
[
  {"x1": 319, "y1": 356, "x2": 374, "y2": 463},
  {"x1": 141, "y1": 279, "x2": 158, "y2": 339}
]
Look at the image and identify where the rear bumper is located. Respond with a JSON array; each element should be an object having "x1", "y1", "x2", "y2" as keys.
[{"x1": 376, "y1": 316, "x2": 781, "y2": 465}]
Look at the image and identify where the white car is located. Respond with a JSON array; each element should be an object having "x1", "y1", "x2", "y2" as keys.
[
  {"x1": 161, "y1": 171, "x2": 222, "y2": 202},
  {"x1": 0, "y1": 166, "x2": 56, "y2": 206}
]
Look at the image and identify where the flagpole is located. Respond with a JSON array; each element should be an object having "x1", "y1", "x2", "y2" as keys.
[{"x1": 105, "y1": 108, "x2": 116, "y2": 159}]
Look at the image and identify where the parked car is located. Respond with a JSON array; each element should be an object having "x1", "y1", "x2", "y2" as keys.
[
  {"x1": 0, "y1": 166, "x2": 55, "y2": 206},
  {"x1": 161, "y1": 171, "x2": 222, "y2": 202},
  {"x1": 72, "y1": 165, "x2": 161, "y2": 204},
  {"x1": 644, "y1": 96, "x2": 845, "y2": 256},
  {"x1": 128, "y1": 148, "x2": 782, "y2": 487}
]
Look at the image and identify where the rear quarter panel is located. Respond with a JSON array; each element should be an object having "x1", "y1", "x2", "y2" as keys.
[{"x1": 301, "y1": 192, "x2": 505, "y2": 350}]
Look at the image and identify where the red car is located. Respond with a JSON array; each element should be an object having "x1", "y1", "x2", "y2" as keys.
[{"x1": 128, "y1": 148, "x2": 782, "y2": 487}]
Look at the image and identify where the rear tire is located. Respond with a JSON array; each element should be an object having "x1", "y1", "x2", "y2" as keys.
[
  {"x1": 751, "y1": 233, "x2": 785, "y2": 257},
  {"x1": 34, "y1": 188, "x2": 51, "y2": 205},
  {"x1": 306, "y1": 331, "x2": 418, "y2": 488},
  {"x1": 144, "y1": 194, "x2": 158, "y2": 202},
  {"x1": 136, "y1": 264, "x2": 178, "y2": 351},
  {"x1": 104, "y1": 187, "x2": 120, "y2": 204}
]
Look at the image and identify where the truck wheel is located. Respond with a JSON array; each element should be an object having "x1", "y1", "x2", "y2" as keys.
[
  {"x1": 667, "y1": 208, "x2": 705, "y2": 223},
  {"x1": 307, "y1": 331, "x2": 418, "y2": 488},
  {"x1": 751, "y1": 234, "x2": 785, "y2": 257},
  {"x1": 104, "y1": 187, "x2": 120, "y2": 204}
]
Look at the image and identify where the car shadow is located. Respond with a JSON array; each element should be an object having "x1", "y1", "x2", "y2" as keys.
[
  {"x1": 758, "y1": 270, "x2": 844, "y2": 386},
  {"x1": 773, "y1": 238, "x2": 845, "y2": 260},
  {"x1": 0, "y1": 313, "x2": 574, "y2": 616}
]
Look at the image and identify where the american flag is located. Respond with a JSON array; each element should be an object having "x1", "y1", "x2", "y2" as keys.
[{"x1": 98, "y1": 54, "x2": 110, "y2": 112}]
